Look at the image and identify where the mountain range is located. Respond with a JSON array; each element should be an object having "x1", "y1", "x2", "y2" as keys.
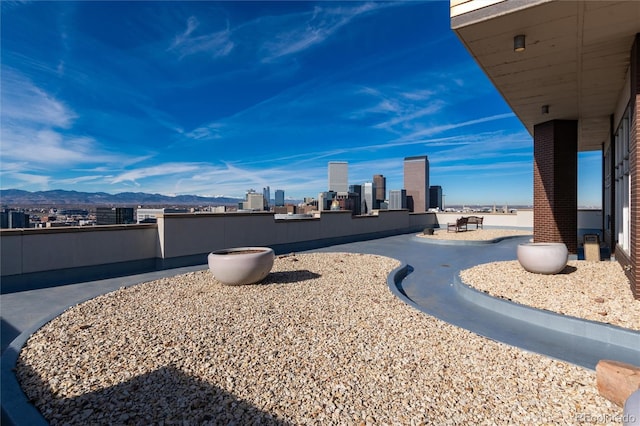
[{"x1": 0, "y1": 189, "x2": 244, "y2": 206}]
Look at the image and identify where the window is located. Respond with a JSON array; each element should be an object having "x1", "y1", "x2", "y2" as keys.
[{"x1": 614, "y1": 107, "x2": 631, "y2": 255}]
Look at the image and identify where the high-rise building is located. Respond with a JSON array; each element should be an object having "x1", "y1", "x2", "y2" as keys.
[
  {"x1": 389, "y1": 189, "x2": 407, "y2": 210},
  {"x1": 262, "y1": 186, "x2": 270, "y2": 209},
  {"x1": 244, "y1": 191, "x2": 265, "y2": 211},
  {"x1": 373, "y1": 174, "x2": 386, "y2": 208},
  {"x1": 429, "y1": 185, "x2": 443, "y2": 211},
  {"x1": 275, "y1": 189, "x2": 285, "y2": 207},
  {"x1": 96, "y1": 207, "x2": 134, "y2": 225},
  {"x1": 362, "y1": 182, "x2": 376, "y2": 215},
  {"x1": 348, "y1": 184, "x2": 362, "y2": 215},
  {"x1": 328, "y1": 161, "x2": 348, "y2": 193},
  {"x1": 403, "y1": 156, "x2": 429, "y2": 212},
  {"x1": 0, "y1": 210, "x2": 30, "y2": 229}
]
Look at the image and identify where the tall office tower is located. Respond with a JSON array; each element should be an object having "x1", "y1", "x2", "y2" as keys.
[
  {"x1": 362, "y1": 182, "x2": 376, "y2": 214},
  {"x1": 389, "y1": 189, "x2": 407, "y2": 210},
  {"x1": 328, "y1": 161, "x2": 348, "y2": 193},
  {"x1": 262, "y1": 186, "x2": 270, "y2": 209},
  {"x1": 429, "y1": 185, "x2": 443, "y2": 211},
  {"x1": 245, "y1": 192, "x2": 265, "y2": 211},
  {"x1": 373, "y1": 174, "x2": 386, "y2": 208},
  {"x1": 275, "y1": 189, "x2": 285, "y2": 207},
  {"x1": 403, "y1": 155, "x2": 430, "y2": 212},
  {"x1": 96, "y1": 207, "x2": 134, "y2": 225},
  {"x1": 0, "y1": 210, "x2": 30, "y2": 229},
  {"x1": 349, "y1": 184, "x2": 362, "y2": 215}
]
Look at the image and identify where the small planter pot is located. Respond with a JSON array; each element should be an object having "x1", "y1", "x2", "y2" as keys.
[
  {"x1": 517, "y1": 242, "x2": 568, "y2": 274},
  {"x1": 208, "y1": 247, "x2": 275, "y2": 285}
]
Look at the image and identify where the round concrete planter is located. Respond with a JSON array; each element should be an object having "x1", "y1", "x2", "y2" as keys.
[
  {"x1": 517, "y1": 242, "x2": 568, "y2": 274},
  {"x1": 208, "y1": 247, "x2": 275, "y2": 285}
]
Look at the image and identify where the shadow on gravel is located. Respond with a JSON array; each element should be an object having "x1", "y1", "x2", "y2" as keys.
[
  {"x1": 16, "y1": 363, "x2": 291, "y2": 425},
  {"x1": 261, "y1": 270, "x2": 322, "y2": 285}
]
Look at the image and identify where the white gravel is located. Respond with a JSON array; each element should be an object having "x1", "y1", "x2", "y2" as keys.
[
  {"x1": 460, "y1": 259, "x2": 640, "y2": 330},
  {"x1": 17, "y1": 252, "x2": 622, "y2": 425}
]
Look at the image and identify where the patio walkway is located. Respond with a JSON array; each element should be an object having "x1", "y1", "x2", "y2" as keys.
[{"x1": 2, "y1": 232, "x2": 639, "y2": 425}]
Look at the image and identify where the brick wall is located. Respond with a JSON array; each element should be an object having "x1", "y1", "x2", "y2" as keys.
[
  {"x1": 629, "y1": 34, "x2": 639, "y2": 297},
  {"x1": 533, "y1": 120, "x2": 578, "y2": 253}
]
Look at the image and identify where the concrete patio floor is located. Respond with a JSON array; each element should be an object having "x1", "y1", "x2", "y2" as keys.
[{"x1": 2, "y1": 232, "x2": 639, "y2": 425}]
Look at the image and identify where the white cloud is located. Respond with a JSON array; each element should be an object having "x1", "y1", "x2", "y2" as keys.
[
  {"x1": 168, "y1": 16, "x2": 234, "y2": 59},
  {"x1": 4, "y1": 172, "x2": 50, "y2": 188},
  {"x1": 0, "y1": 127, "x2": 123, "y2": 167},
  {"x1": 393, "y1": 113, "x2": 517, "y2": 142},
  {"x1": 259, "y1": 3, "x2": 384, "y2": 62},
  {"x1": 185, "y1": 123, "x2": 225, "y2": 141},
  {"x1": 110, "y1": 163, "x2": 203, "y2": 184},
  {"x1": 1, "y1": 69, "x2": 76, "y2": 128}
]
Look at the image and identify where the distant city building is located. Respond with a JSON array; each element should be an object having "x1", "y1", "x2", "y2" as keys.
[
  {"x1": 136, "y1": 208, "x2": 188, "y2": 223},
  {"x1": 96, "y1": 207, "x2": 134, "y2": 225},
  {"x1": 244, "y1": 191, "x2": 265, "y2": 211},
  {"x1": 275, "y1": 189, "x2": 285, "y2": 207},
  {"x1": 328, "y1": 161, "x2": 348, "y2": 193},
  {"x1": 429, "y1": 185, "x2": 443, "y2": 211},
  {"x1": 318, "y1": 191, "x2": 337, "y2": 211},
  {"x1": 334, "y1": 192, "x2": 359, "y2": 214},
  {"x1": 362, "y1": 182, "x2": 376, "y2": 214},
  {"x1": 263, "y1": 186, "x2": 270, "y2": 209},
  {"x1": 404, "y1": 155, "x2": 430, "y2": 212},
  {"x1": 60, "y1": 209, "x2": 89, "y2": 216},
  {"x1": 389, "y1": 189, "x2": 407, "y2": 210},
  {"x1": 274, "y1": 205, "x2": 296, "y2": 214},
  {"x1": 348, "y1": 184, "x2": 362, "y2": 215},
  {"x1": 373, "y1": 174, "x2": 386, "y2": 208},
  {"x1": 0, "y1": 210, "x2": 30, "y2": 229}
]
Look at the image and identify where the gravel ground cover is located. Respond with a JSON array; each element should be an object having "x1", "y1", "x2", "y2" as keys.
[
  {"x1": 17, "y1": 252, "x2": 621, "y2": 425},
  {"x1": 460, "y1": 259, "x2": 640, "y2": 330}
]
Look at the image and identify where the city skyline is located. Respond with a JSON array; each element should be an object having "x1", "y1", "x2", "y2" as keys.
[{"x1": 1, "y1": 2, "x2": 602, "y2": 206}]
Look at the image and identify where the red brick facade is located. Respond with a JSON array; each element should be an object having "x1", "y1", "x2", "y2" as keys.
[
  {"x1": 533, "y1": 120, "x2": 578, "y2": 254},
  {"x1": 628, "y1": 34, "x2": 639, "y2": 297}
]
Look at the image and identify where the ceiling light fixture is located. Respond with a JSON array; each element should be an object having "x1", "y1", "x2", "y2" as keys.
[{"x1": 514, "y1": 34, "x2": 526, "y2": 52}]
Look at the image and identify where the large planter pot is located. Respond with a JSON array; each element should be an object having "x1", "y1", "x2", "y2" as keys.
[
  {"x1": 208, "y1": 247, "x2": 275, "y2": 285},
  {"x1": 517, "y1": 242, "x2": 568, "y2": 275}
]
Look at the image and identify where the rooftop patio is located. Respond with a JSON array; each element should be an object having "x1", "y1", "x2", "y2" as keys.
[{"x1": 2, "y1": 230, "x2": 638, "y2": 424}]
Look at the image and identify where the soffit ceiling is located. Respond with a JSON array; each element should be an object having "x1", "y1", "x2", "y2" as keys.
[{"x1": 452, "y1": 0, "x2": 640, "y2": 151}]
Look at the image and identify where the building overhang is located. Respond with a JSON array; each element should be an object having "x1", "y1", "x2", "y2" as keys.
[{"x1": 451, "y1": 0, "x2": 640, "y2": 152}]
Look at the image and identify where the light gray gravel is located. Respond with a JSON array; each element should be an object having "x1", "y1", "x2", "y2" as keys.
[
  {"x1": 460, "y1": 260, "x2": 639, "y2": 330},
  {"x1": 17, "y1": 253, "x2": 621, "y2": 425}
]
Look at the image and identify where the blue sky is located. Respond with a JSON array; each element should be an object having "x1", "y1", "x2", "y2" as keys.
[{"x1": 1, "y1": 1, "x2": 601, "y2": 206}]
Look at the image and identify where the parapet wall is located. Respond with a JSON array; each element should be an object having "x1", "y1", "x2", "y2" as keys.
[{"x1": 0, "y1": 210, "x2": 435, "y2": 289}]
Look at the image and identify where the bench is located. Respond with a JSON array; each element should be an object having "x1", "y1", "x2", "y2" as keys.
[
  {"x1": 466, "y1": 215, "x2": 484, "y2": 229},
  {"x1": 447, "y1": 217, "x2": 468, "y2": 232}
]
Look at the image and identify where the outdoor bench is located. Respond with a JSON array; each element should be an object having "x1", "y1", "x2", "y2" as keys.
[
  {"x1": 447, "y1": 217, "x2": 468, "y2": 232},
  {"x1": 466, "y1": 215, "x2": 484, "y2": 229}
]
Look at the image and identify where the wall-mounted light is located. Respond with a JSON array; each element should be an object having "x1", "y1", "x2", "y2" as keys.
[
  {"x1": 514, "y1": 34, "x2": 526, "y2": 52},
  {"x1": 541, "y1": 105, "x2": 549, "y2": 114}
]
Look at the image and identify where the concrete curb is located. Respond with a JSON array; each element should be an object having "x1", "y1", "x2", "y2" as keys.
[
  {"x1": 1, "y1": 321, "x2": 53, "y2": 425},
  {"x1": 1, "y1": 264, "x2": 207, "y2": 426},
  {"x1": 452, "y1": 275, "x2": 640, "y2": 352},
  {"x1": 411, "y1": 234, "x2": 532, "y2": 246}
]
